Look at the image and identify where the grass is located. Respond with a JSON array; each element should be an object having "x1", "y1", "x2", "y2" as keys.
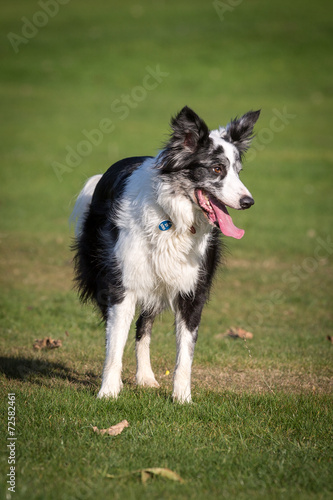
[
  {"x1": 1, "y1": 386, "x2": 332, "y2": 500},
  {"x1": 0, "y1": 0, "x2": 333, "y2": 499}
]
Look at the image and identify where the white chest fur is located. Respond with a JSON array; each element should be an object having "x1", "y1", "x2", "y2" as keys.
[{"x1": 113, "y1": 160, "x2": 211, "y2": 311}]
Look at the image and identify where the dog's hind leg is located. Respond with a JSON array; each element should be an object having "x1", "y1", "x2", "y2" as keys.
[
  {"x1": 135, "y1": 313, "x2": 160, "y2": 388},
  {"x1": 97, "y1": 292, "x2": 136, "y2": 399}
]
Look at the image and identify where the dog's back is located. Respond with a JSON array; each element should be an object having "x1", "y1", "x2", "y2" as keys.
[{"x1": 71, "y1": 157, "x2": 152, "y2": 320}]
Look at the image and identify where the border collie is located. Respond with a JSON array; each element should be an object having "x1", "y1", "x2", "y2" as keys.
[{"x1": 70, "y1": 106, "x2": 260, "y2": 403}]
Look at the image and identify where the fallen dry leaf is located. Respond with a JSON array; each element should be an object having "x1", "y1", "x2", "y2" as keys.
[
  {"x1": 106, "y1": 467, "x2": 184, "y2": 484},
  {"x1": 142, "y1": 468, "x2": 184, "y2": 483},
  {"x1": 327, "y1": 335, "x2": 333, "y2": 344},
  {"x1": 92, "y1": 420, "x2": 129, "y2": 436},
  {"x1": 227, "y1": 327, "x2": 253, "y2": 340},
  {"x1": 33, "y1": 337, "x2": 62, "y2": 350}
]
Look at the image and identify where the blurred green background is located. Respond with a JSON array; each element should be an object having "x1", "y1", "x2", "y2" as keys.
[{"x1": 1, "y1": 0, "x2": 332, "y2": 258}]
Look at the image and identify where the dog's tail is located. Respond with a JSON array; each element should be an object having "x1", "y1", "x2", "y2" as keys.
[{"x1": 69, "y1": 174, "x2": 102, "y2": 237}]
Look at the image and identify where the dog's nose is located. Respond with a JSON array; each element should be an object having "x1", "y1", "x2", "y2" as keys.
[{"x1": 240, "y1": 196, "x2": 255, "y2": 209}]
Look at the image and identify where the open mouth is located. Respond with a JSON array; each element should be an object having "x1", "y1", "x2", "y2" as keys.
[{"x1": 195, "y1": 189, "x2": 244, "y2": 240}]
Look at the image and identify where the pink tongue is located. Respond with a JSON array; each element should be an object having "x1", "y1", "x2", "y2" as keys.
[{"x1": 210, "y1": 197, "x2": 244, "y2": 239}]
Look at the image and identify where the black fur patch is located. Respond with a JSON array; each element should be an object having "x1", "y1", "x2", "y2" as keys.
[
  {"x1": 225, "y1": 110, "x2": 261, "y2": 156},
  {"x1": 135, "y1": 313, "x2": 156, "y2": 342},
  {"x1": 159, "y1": 106, "x2": 212, "y2": 174},
  {"x1": 176, "y1": 228, "x2": 222, "y2": 333}
]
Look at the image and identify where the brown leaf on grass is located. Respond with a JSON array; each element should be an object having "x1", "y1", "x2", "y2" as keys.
[
  {"x1": 327, "y1": 335, "x2": 333, "y2": 344},
  {"x1": 226, "y1": 327, "x2": 253, "y2": 340},
  {"x1": 33, "y1": 337, "x2": 62, "y2": 350},
  {"x1": 142, "y1": 468, "x2": 184, "y2": 483},
  {"x1": 92, "y1": 420, "x2": 129, "y2": 436},
  {"x1": 106, "y1": 467, "x2": 184, "y2": 484}
]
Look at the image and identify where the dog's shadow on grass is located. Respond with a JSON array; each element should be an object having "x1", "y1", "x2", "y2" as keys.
[{"x1": 0, "y1": 355, "x2": 99, "y2": 392}]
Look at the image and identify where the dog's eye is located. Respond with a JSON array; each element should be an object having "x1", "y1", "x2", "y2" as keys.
[{"x1": 213, "y1": 166, "x2": 222, "y2": 174}]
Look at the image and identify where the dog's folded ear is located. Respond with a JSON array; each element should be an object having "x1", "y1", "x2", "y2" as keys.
[
  {"x1": 225, "y1": 110, "x2": 261, "y2": 155},
  {"x1": 169, "y1": 106, "x2": 210, "y2": 152}
]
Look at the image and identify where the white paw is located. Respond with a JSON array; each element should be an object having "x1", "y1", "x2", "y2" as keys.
[
  {"x1": 172, "y1": 391, "x2": 192, "y2": 404},
  {"x1": 97, "y1": 378, "x2": 123, "y2": 399},
  {"x1": 136, "y1": 373, "x2": 160, "y2": 388},
  {"x1": 172, "y1": 379, "x2": 192, "y2": 403}
]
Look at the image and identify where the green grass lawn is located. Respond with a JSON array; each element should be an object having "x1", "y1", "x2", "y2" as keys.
[{"x1": 1, "y1": 0, "x2": 332, "y2": 499}]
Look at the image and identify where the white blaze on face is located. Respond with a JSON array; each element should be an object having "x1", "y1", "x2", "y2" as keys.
[{"x1": 209, "y1": 130, "x2": 253, "y2": 209}]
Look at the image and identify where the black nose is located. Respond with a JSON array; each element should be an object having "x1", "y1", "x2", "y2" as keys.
[{"x1": 240, "y1": 196, "x2": 255, "y2": 210}]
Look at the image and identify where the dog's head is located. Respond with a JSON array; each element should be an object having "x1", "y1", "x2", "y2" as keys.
[{"x1": 160, "y1": 106, "x2": 260, "y2": 239}]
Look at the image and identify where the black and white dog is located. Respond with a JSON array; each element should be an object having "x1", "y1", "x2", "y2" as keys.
[{"x1": 70, "y1": 106, "x2": 260, "y2": 403}]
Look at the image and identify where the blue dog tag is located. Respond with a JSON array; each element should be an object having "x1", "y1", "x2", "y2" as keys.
[{"x1": 159, "y1": 220, "x2": 172, "y2": 231}]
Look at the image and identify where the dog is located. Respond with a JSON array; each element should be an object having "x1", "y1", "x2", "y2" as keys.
[{"x1": 70, "y1": 106, "x2": 260, "y2": 403}]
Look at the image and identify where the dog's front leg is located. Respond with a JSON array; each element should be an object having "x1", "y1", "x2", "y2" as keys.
[
  {"x1": 172, "y1": 310, "x2": 199, "y2": 403},
  {"x1": 97, "y1": 292, "x2": 136, "y2": 399}
]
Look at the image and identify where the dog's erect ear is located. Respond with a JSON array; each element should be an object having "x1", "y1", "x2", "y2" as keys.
[
  {"x1": 225, "y1": 110, "x2": 261, "y2": 155},
  {"x1": 170, "y1": 106, "x2": 210, "y2": 152}
]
